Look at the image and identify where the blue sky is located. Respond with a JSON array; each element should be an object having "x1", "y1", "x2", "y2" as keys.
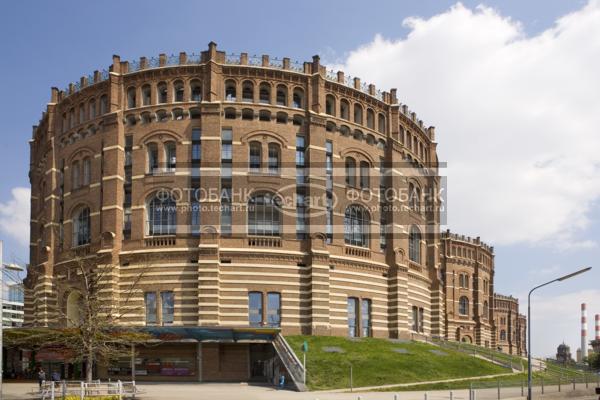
[{"x1": 1, "y1": 0, "x2": 598, "y2": 356}]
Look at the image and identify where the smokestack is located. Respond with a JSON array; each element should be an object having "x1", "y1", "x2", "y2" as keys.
[
  {"x1": 581, "y1": 303, "x2": 588, "y2": 359},
  {"x1": 595, "y1": 314, "x2": 600, "y2": 341}
]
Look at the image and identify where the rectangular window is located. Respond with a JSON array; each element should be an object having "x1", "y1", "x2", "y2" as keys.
[
  {"x1": 165, "y1": 143, "x2": 176, "y2": 172},
  {"x1": 221, "y1": 187, "x2": 232, "y2": 236},
  {"x1": 161, "y1": 291, "x2": 174, "y2": 325},
  {"x1": 347, "y1": 297, "x2": 358, "y2": 338},
  {"x1": 266, "y1": 292, "x2": 281, "y2": 327},
  {"x1": 145, "y1": 292, "x2": 157, "y2": 325},
  {"x1": 191, "y1": 128, "x2": 201, "y2": 172},
  {"x1": 412, "y1": 305, "x2": 419, "y2": 331},
  {"x1": 360, "y1": 162, "x2": 370, "y2": 189},
  {"x1": 248, "y1": 292, "x2": 263, "y2": 327},
  {"x1": 268, "y1": 145, "x2": 279, "y2": 174},
  {"x1": 191, "y1": 201, "x2": 200, "y2": 236},
  {"x1": 82, "y1": 158, "x2": 91, "y2": 186},
  {"x1": 221, "y1": 129, "x2": 233, "y2": 161},
  {"x1": 419, "y1": 307, "x2": 424, "y2": 333},
  {"x1": 361, "y1": 299, "x2": 372, "y2": 337},
  {"x1": 296, "y1": 194, "x2": 306, "y2": 239}
]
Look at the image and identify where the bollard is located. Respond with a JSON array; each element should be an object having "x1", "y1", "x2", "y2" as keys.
[
  {"x1": 521, "y1": 379, "x2": 524, "y2": 396},
  {"x1": 450, "y1": 390, "x2": 453, "y2": 400},
  {"x1": 62, "y1": 380, "x2": 66, "y2": 400},
  {"x1": 572, "y1": 378, "x2": 575, "y2": 391},
  {"x1": 585, "y1": 374, "x2": 588, "y2": 389},
  {"x1": 558, "y1": 376, "x2": 561, "y2": 392},
  {"x1": 51, "y1": 382, "x2": 55, "y2": 400},
  {"x1": 80, "y1": 381, "x2": 84, "y2": 400},
  {"x1": 424, "y1": 392, "x2": 428, "y2": 400},
  {"x1": 394, "y1": 394, "x2": 399, "y2": 400},
  {"x1": 472, "y1": 389, "x2": 477, "y2": 400},
  {"x1": 497, "y1": 379, "x2": 500, "y2": 400}
]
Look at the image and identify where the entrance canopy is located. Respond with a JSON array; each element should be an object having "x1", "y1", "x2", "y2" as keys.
[{"x1": 128, "y1": 326, "x2": 280, "y2": 343}]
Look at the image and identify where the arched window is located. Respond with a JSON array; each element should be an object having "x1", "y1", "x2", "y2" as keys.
[
  {"x1": 345, "y1": 157, "x2": 356, "y2": 187},
  {"x1": 276, "y1": 85, "x2": 287, "y2": 106},
  {"x1": 409, "y1": 225, "x2": 421, "y2": 263},
  {"x1": 190, "y1": 80, "x2": 202, "y2": 102},
  {"x1": 242, "y1": 81, "x2": 254, "y2": 102},
  {"x1": 225, "y1": 80, "x2": 236, "y2": 101},
  {"x1": 276, "y1": 112, "x2": 288, "y2": 124},
  {"x1": 259, "y1": 110, "x2": 271, "y2": 121},
  {"x1": 325, "y1": 95, "x2": 335, "y2": 116},
  {"x1": 164, "y1": 142, "x2": 176, "y2": 172},
  {"x1": 242, "y1": 108, "x2": 253, "y2": 120},
  {"x1": 459, "y1": 296, "x2": 469, "y2": 316},
  {"x1": 259, "y1": 83, "x2": 271, "y2": 104},
  {"x1": 173, "y1": 80, "x2": 184, "y2": 102},
  {"x1": 79, "y1": 105, "x2": 85, "y2": 124},
  {"x1": 366, "y1": 109, "x2": 375, "y2": 129},
  {"x1": 409, "y1": 182, "x2": 421, "y2": 211},
  {"x1": 249, "y1": 141, "x2": 261, "y2": 172},
  {"x1": 127, "y1": 87, "x2": 136, "y2": 109},
  {"x1": 157, "y1": 82, "x2": 168, "y2": 104},
  {"x1": 378, "y1": 113, "x2": 386, "y2": 134},
  {"x1": 500, "y1": 330, "x2": 507, "y2": 341},
  {"x1": 88, "y1": 99, "x2": 96, "y2": 119},
  {"x1": 69, "y1": 108, "x2": 75, "y2": 128},
  {"x1": 268, "y1": 143, "x2": 280, "y2": 174},
  {"x1": 142, "y1": 84, "x2": 152, "y2": 106},
  {"x1": 344, "y1": 205, "x2": 369, "y2": 247},
  {"x1": 359, "y1": 161, "x2": 370, "y2": 189},
  {"x1": 354, "y1": 104, "x2": 363, "y2": 124},
  {"x1": 292, "y1": 88, "x2": 304, "y2": 108},
  {"x1": 72, "y1": 161, "x2": 81, "y2": 189},
  {"x1": 147, "y1": 193, "x2": 176, "y2": 236},
  {"x1": 82, "y1": 157, "x2": 91, "y2": 186},
  {"x1": 483, "y1": 301, "x2": 489, "y2": 318},
  {"x1": 66, "y1": 291, "x2": 82, "y2": 328},
  {"x1": 147, "y1": 143, "x2": 159, "y2": 174},
  {"x1": 248, "y1": 193, "x2": 281, "y2": 237},
  {"x1": 99, "y1": 95, "x2": 108, "y2": 115},
  {"x1": 73, "y1": 207, "x2": 91, "y2": 247},
  {"x1": 340, "y1": 99, "x2": 350, "y2": 120}
]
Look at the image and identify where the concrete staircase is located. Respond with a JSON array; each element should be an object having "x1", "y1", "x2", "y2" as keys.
[{"x1": 272, "y1": 333, "x2": 307, "y2": 391}]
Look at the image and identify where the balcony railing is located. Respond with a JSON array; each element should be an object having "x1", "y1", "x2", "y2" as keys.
[{"x1": 247, "y1": 237, "x2": 282, "y2": 248}]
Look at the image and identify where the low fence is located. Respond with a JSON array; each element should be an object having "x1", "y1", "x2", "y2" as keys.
[{"x1": 35, "y1": 380, "x2": 137, "y2": 400}]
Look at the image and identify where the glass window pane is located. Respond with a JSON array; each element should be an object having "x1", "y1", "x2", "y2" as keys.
[
  {"x1": 248, "y1": 292, "x2": 263, "y2": 327},
  {"x1": 161, "y1": 291, "x2": 174, "y2": 325},
  {"x1": 145, "y1": 292, "x2": 157, "y2": 325}
]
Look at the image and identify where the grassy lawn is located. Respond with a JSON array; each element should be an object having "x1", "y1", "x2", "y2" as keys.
[{"x1": 286, "y1": 335, "x2": 510, "y2": 390}]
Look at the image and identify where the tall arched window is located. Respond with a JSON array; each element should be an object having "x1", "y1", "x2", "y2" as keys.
[
  {"x1": 366, "y1": 109, "x2": 375, "y2": 129},
  {"x1": 147, "y1": 193, "x2": 177, "y2": 236},
  {"x1": 82, "y1": 157, "x2": 91, "y2": 186},
  {"x1": 248, "y1": 194, "x2": 281, "y2": 236},
  {"x1": 259, "y1": 83, "x2": 271, "y2": 104},
  {"x1": 165, "y1": 142, "x2": 176, "y2": 172},
  {"x1": 325, "y1": 95, "x2": 335, "y2": 116},
  {"x1": 459, "y1": 296, "x2": 469, "y2": 316},
  {"x1": 157, "y1": 82, "x2": 168, "y2": 103},
  {"x1": 292, "y1": 88, "x2": 304, "y2": 108},
  {"x1": 500, "y1": 330, "x2": 507, "y2": 341},
  {"x1": 249, "y1": 141, "x2": 261, "y2": 172},
  {"x1": 72, "y1": 161, "x2": 81, "y2": 190},
  {"x1": 127, "y1": 87, "x2": 136, "y2": 109},
  {"x1": 142, "y1": 84, "x2": 152, "y2": 105},
  {"x1": 409, "y1": 182, "x2": 421, "y2": 211},
  {"x1": 378, "y1": 113, "x2": 386, "y2": 133},
  {"x1": 268, "y1": 143, "x2": 280, "y2": 174},
  {"x1": 73, "y1": 207, "x2": 91, "y2": 247},
  {"x1": 242, "y1": 81, "x2": 254, "y2": 102},
  {"x1": 340, "y1": 99, "x2": 350, "y2": 120},
  {"x1": 99, "y1": 95, "x2": 108, "y2": 115},
  {"x1": 345, "y1": 158, "x2": 357, "y2": 188},
  {"x1": 276, "y1": 85, "x2": 287, "y2": 106},
  {"x1": 147, "y1": 143, "x2": 159, "y2": 174},
  {"x1": 360, "y1": 161, "x2": 370, "y2": 189},
  {"x1": 88, "y1": 99, "x2": 96, "y2": 119},
  {"x1": 190, "y1": 80, "x2": 202, "y2": 101},
  {"x1": 225, "y1": 80, "x2": 236, "y2": 101},
  {"x1": 344, "y1": 205, "x2": 369, "y2": 247},
  {"x1": 483, "y1": 301, "x2": 489, "y2": 318},
  {"x1": 409, "y1": 225, "x2": 421, "y2": 263},
  {"x1": 354, "y1": 104, "x2": 363, "y2": 124},
  {"x1": 173, "y1": 80, "x2": 184, "y2": 102}
]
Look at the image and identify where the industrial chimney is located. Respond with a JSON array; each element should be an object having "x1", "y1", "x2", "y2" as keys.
[{"x1": 581, "y1": 303, "x2": 588, "y2": 359}]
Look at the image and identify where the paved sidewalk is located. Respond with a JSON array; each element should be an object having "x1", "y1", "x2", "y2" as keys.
[{"x1": 2, "y1": 381, "x2": 598, "y2": 400}]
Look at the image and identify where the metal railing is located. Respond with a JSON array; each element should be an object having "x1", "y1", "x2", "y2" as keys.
[
  {"x1": 272, "y1": 333, "x2": 307, "y2": 391},
  {"x1": 35, "y1": 380, "x2": 137, "y2": 400}
]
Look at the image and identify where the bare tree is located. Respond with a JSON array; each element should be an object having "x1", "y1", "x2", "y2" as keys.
[{"x1": 10, "y1": 252, "x2": 154, "y2": 382}]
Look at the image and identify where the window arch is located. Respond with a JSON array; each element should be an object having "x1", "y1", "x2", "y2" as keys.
[
  {"x1": 409, "y1": 225, "x2": 421, "y2": 263},
  {"x1": 225, "y1": 80, "x2": 236, "y2": 101},
  {"x1": 366, "y1": 109, "x2": 375, "y2": 129},
  {"x1": 276, "y1": 85, "x2": 287, "y2": 106},
  {"x1": 249, "y1": 141, "x2": 261, "y2": 172},
  {"x1": 142, "y1": 84, "x2": 152, "y2": 105},
  {"x1": 173, "y1": 80, "x2": 184, "y2": 102},
  {"x1": 344, "y1": 205, "x2": 370, "y2": 247},
  {"x1": 190, "y1": 80, "x2": 202, "y2": 102},
  {"x1": 359, "y1": 161, "x2": 370, "y2": 189},
  {"x1": 157, "y1": 82, "x2": 168, "y2": 104},
  {"x1": 147, "y1": 193, "x2": 176, "y2": 236},
  {"x1": 259, "y1": 82, "x2": 271, "y2": 104},
  {"x1": 325, "y1": 95, "x2": 335, "y2": 116},
  {"x1": 459, "y1": 296, "x2": 469, "y2": 316},
  {"x1": 345, "y1": 157, "x2": 356, "y2": 187},
  {"x1": 248, "y1": 193, "x2": 281, "y2": 237},
  {"x1": 268, "y1": 143, "x2": 280, "y2": 174},
  {"x1": 340, "y1": 99, "x2": 350, "y2": 120},
  {"x1": 127, "y1": 87, "x2": 136, "y2": 109},
  {"x1": 242, "y1": 81, "x2": 254, "y2": 102},
  {"x1": 354, "y1": 104, "x2": 363, "y2": 124},
  {"x1": 378, "y1": 113, "x2": 386, "y2": 133},
  {"x1": 292, "y1": 88, "x2": 304, "y2": 108},
  {"x1": 73, "y1": 207, "x2": 91, "y2": 247}
]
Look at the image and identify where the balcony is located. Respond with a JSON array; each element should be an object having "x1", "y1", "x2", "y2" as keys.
[
  {"x1": 144, "y1": 236, "x2": 176, "y2": 247},
  {"x1": 345, "y1": 246, "x2": 371, "y2": 259},
  {"x1": 247, "y1": 237, "x2": 282, "y2": 248}
]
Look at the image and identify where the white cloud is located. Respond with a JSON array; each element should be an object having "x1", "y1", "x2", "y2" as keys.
[
  {"x1": 0, "y1": 187, "x2": 30, "y2": 247},
  {"x1": 330, "y1": 1, "x2": 600, "y2": 247}
]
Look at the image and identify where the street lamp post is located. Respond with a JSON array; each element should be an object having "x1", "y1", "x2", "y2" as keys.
[{"x1": 527, "y1": 266, "x2": 591, "y2": 400}]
